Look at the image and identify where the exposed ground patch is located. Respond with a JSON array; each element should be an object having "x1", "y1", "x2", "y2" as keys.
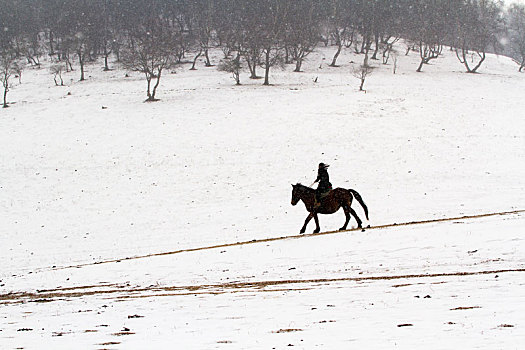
[{"x1": 2, "y1": 267, "x2": 524, "y2": 305}]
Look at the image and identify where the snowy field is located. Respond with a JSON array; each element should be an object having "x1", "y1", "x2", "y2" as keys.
[{"x1": 1, "y1": 46, "x2": 525, "y2": 349}]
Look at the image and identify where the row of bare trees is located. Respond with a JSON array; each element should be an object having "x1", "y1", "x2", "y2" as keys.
[{"x1": 1, "y1": 0, "x2": 524, "y2": 104}]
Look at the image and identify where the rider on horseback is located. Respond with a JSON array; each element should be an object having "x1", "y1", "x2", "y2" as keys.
[{"x1": 314, "y1": 162, "x2": 332, "y2": 208}]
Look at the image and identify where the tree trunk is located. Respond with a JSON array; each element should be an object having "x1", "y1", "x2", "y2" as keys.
[
  {"x1": 330, "y1": 41, "x2": 342, "y2": 67},
  {"x1": 383, "y1": 43, "x2": 394, "y2": 65},
  {"x1": 150, "y1": 70, "x2": 162, "y2": 101},
  {"x1": 416, "y1": 59, "x2": 425, "y2": 72},
  {"x1": 234, "y1": 53, "x2": 241, "y2": 85},
  {"x1": 263, "y1": 49, "x2": 271, "y2": 86},
  {"x1": 360, "y1": 38, "x2": 366, "y2": 54},
  {"x1": 49, "y1": 31, "x2": 55, "y2": 55},
  {"x1": 80, "y1": 59, "x2": 85, "y2": 81},
  {"x1": 467, "y1": 52, "x2": 485, "y2": 73},
  {"x1": 246, "y1": 52, "x2": 258, "y2": 79},
  {"x1": 103, "y1": 44, "x2": 111, "y2": 71},
  {"x1": 417, "y1": 44, "x2": 438, "y2": 72},
  {"x1": 221, "y1": 46, "x2": 231, "y2": 59},
  {"x1": 345, "y1": 30, "x2": 355, "y2": 48},
  {"x1": 461, "y1": 48, "x2": 472, "y2": 72},
  {"x1": 294, "y1": 57, "x2": 303, "y2": 72},
  {"x1": 190, "y1": 50, "x2": 202, "y2": 70},
  {"x1": 54, "y1": 73, "x2": 64, "y2": 86},
  {"x1": 234, "y1": 72, "x2": 240, "y2": 85},
  {"x1": 382, "y1": 49, "x2": 390, "y2": 65},
  {"x1": 393, "y1": 56, "x2": 398, "y2": 74},
  {"x1": 78, "y1": 50, "x2": 85, "y2": 81},
  {"x1": 146, "y1": 74, "x2": 152, "y2": 100},
  {"x1": 371, "y1": 34, "x2": 379, "y2": 60},
  {"x1": 3, "y1": 84, "x2": 8, "y2": 108},
  {"x1": 204, "y1": 48, "x2": 212, "y2": 67},
  {"x1": 359, "y1": 77, "x2": 365, "y2": 91},
  {"x1": 363, "y1": 48, "x2": 370, "y2": 68}
]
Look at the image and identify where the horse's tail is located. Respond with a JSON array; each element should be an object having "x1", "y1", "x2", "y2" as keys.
[{"x1": 348, "y1": 189, "x2": 369, "y2": 220}]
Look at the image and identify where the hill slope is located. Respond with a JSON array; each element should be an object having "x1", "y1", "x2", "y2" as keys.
[{"x1": 0, "y1": 46, "x2": 524, "y2": 348}]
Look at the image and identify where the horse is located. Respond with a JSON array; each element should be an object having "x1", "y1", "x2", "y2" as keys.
[{"x1": 291, "y1": 183, "x2": 369, "y2": 234}]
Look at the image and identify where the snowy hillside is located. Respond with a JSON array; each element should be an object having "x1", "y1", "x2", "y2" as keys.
[{"x1": 1, "y1": 46, "x2": 524, "y2": 349}]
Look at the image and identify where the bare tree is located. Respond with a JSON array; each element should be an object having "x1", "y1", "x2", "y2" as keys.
[
  {"x1": 48, "y1": 0, "x2": 100, "y2": 81},
  {"x1": 188, "y1": 0, "x2": 216, "y2": 69},
  {"x1": 100, "y1": 0, "x2": 115, "y2": 71},
  {"x1": 69, "y1": 33, "x2": 89, "y2": 81},
  {"x1": 392, "y1": 52, "x2": 398, "y2": 74},
  {"x1": 507, "y1": 3, "x2": 525, "y2": 72},
  {"x1": 50, "y1": 63, "x2": 65, "y2": 86},
  {"x1": 284, "y1": 0, "x2": 322, "y2": 72},
  {"x1": 22, "y1": 33, "x2": 45, "y2": 67},
  {"x1": 218, "y1": 53, "x2": 242, "y2": 85},
  {"x1": 0, "y1": 49, "x2": 22, "y2": 108},
  {"x1": 405, "y1": 0, "x2": 449, "y2": 72},
  {"x1": 416, "y1": 42, "x2": 441, "y2": 72},
  {"x1": 13, "y1": 60, "x2": 23, "y2": 84},
  {"x1": 259, "y1": 0, "x2": 290, "y2": 85},
  {"x1": 353, "y1": 0, "x2": 375, "y2": 56},
  {"x1": 238, "y1": 1, "x2": 267, "y2": 79},
  {"x1": 375, "y1": 1, "x2": 404, "y2": 64},
  {"x1": 121, "y1": 27, "x2": 180, "y2": 102},
  {"x1": 404, "y1": 39, "x2": 418, "y2": 56},
  {"x1": 325, "y1": 0, "x2": 355, "y2": 67},
  {"x1": 381, "y1": 37, "x2": 400, "y2": 64},
  {"x1": 352, "y1": 51, "x2": 373, "y2": 91},
  {"x1": 453, "y1": 0, "x2": 504, "y2": 73},
  {"x1": 243, "y1": 43, "x2": 263, "y2": 79},
  {"x1": 214, "y1": 1, "x2": 238, "y2": 59}
]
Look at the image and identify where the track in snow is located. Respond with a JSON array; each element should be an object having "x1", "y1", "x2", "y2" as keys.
[
  {"x1": 2, "y1": 209, "x2": 524, "y2": 305},
  {"x1": 2, "y1": 267, "x2": 525, "y2": 305},
  {"x1": 33, "y1": 209, "x2": 525, "y2": 273}
]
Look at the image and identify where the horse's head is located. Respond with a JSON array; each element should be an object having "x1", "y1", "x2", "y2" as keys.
[{"x1": 291, "y1": 183, "x2": 301, "y2": 206}]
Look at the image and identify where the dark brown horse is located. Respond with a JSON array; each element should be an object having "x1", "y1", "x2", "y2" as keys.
[{"x1": 291, "y1": 183, "x2": 369, "y2": 234}]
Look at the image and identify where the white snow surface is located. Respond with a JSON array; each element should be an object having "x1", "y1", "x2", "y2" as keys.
[{"x1": 1, "y1": 47, "x2": 524, "y2": 349}]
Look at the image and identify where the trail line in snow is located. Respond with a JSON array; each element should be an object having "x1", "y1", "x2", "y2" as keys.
[
  {"x1": 2, "y1": 267, "x2": 525, "y2": 304},
  {"x1": 42, "y1": 209, "x2": 524, "y2": 272}
]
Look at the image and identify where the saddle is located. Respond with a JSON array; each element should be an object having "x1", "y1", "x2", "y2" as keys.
[
  {"x1": 314, "y1": 189, "x2": 332, "y2": 209},
  {"x1": 319, "y1": 189, "x2": 332, "y2": 199}
]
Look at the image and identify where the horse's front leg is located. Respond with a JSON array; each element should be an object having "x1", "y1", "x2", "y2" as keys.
[
  {"x1": 300, "y1": 213, "x2": 314, "y2": 234},
  {"x1": 313, "y1": 213, "x2": 321, "y2": 233}
]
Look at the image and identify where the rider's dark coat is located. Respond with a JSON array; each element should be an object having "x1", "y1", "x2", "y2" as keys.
[{"x1": 316, "y1": 167, "x2": 332, "y2": 198}]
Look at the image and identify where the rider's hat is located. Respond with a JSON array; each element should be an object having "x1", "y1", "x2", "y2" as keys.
[{"x1": 319, "y1": 162, "x2": 329, "y2": 169}]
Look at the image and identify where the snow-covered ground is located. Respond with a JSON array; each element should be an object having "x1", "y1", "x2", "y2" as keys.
[{"x1": 1, "y1": 46, "x2": 524, "y2": 348}]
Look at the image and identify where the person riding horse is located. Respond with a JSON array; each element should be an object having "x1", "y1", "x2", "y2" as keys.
[
  {"x1": 314, "y1": 162, "x2": 332, "y2": 207},
  {"x1": 291, "y1": 163, "x2": 368, "y2": 233}
]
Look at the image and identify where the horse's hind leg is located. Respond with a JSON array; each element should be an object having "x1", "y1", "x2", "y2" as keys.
[
  {"x1": 340, "y1": 207, "x2": 351, "y2": 231},
  {"x1": 349, "y1": 207, "x2": 363, "y2": 229},
  {"x1": 300, "y1": 213, "x2": 314, "y2": 234}
]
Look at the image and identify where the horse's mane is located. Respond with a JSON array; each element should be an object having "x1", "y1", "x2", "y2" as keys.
[{"x1": 295, "y1": 183, "x2": 315, "y2": 192}]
